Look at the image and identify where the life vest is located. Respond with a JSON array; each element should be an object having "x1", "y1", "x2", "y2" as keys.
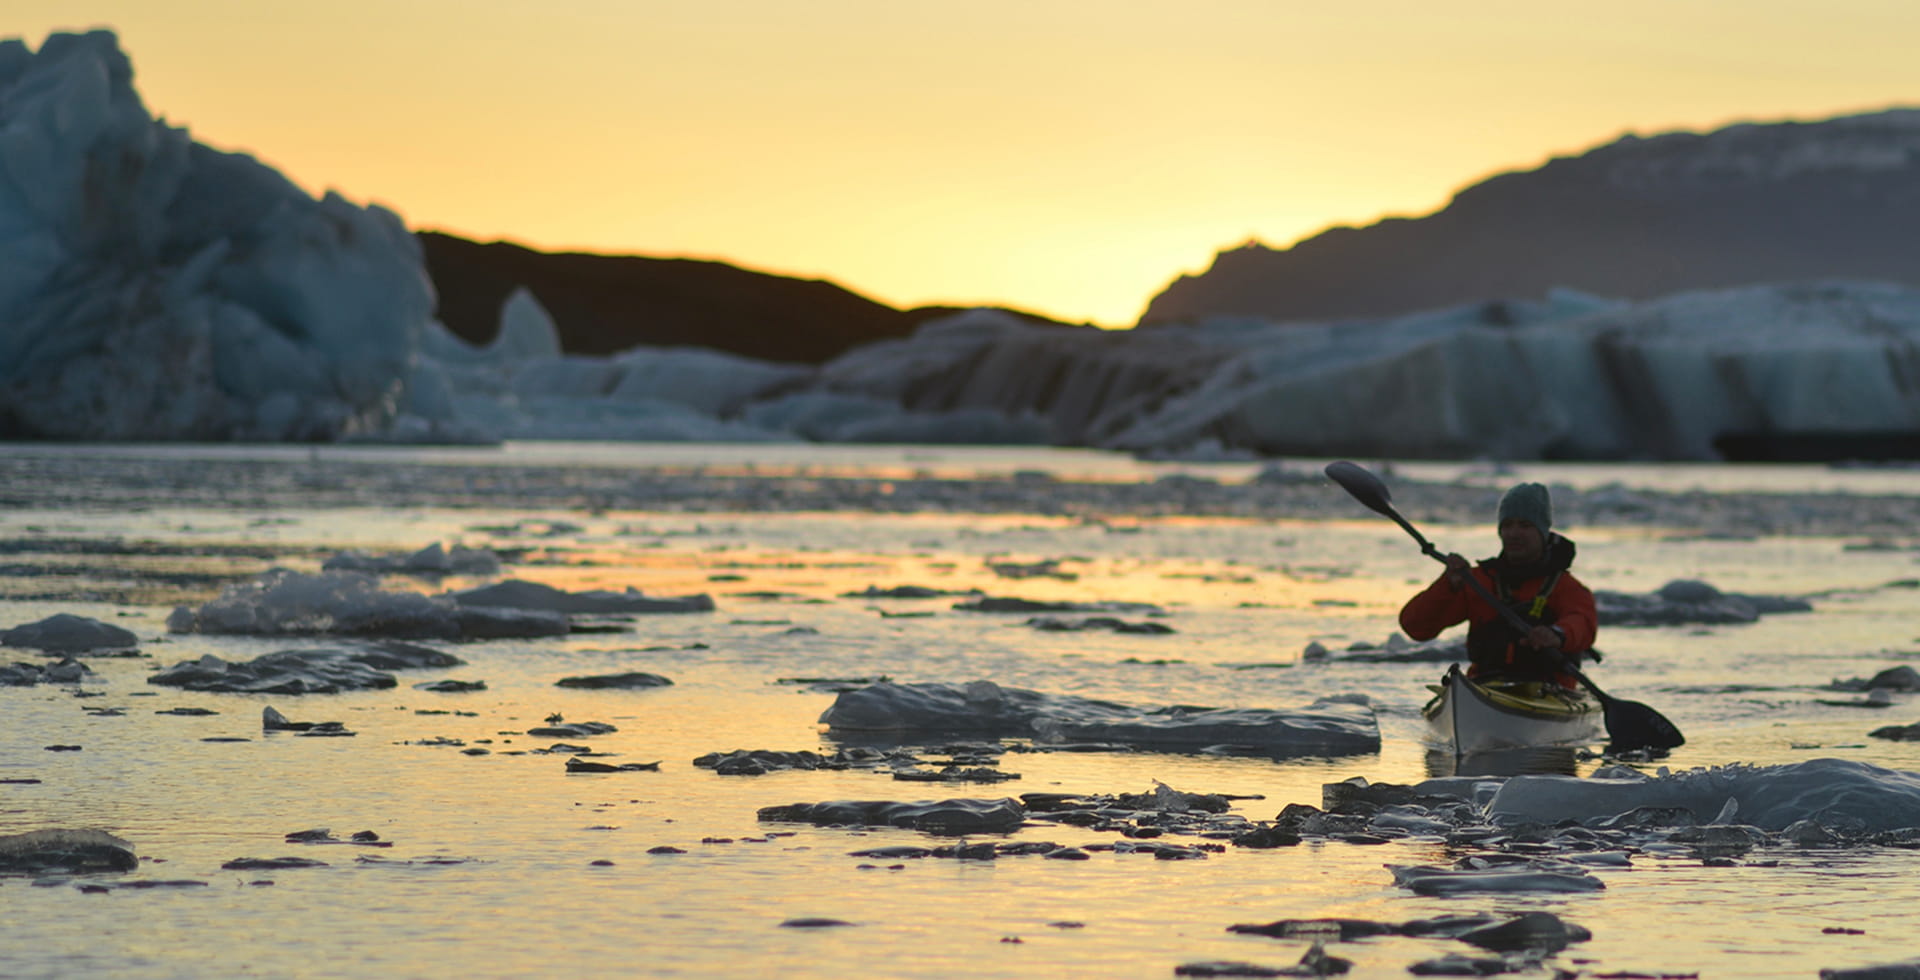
[{"x1": 1465, "y1": 541, "x2": 1573, "y2": 682}]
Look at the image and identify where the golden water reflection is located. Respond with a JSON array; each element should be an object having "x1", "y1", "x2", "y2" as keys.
[{"x1": 1423, "y1": 745, "x2": 1584, "y2": 779}]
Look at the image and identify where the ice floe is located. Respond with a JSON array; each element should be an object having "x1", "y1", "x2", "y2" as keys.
[
  {"x1": 1832, "y1": 666, "x2": 1920, "y2": 692},
  {"x1": 1471, "y1": 758, "x2": 1920, "y2": 832},
  {"x1": 1303, "y1": 635, "x2": 1466, "y2": 664},
  {"x1": 0, "y1": 614, "x2": 139, "y2": 652},
  {"x1": 1822, "y1": 958, "x2": 1920, "y2": 980},
  {"x1": 167, "y1": 570, "x2": 571, "y2": 640},
  {"x1": 1024, "y1": 616, "x2": 1174, "y2": 634},
  {"x1": 261, "y1": 706, "x2": 352, "y2": 735},
  {"x1": 321, "y1": 543, "x2": 501, "y2": 577},
  {"x1": 818, "y1": 680, "x2": 1380, "y2": 757},
  {"x1": 0, "y1": 829, "x2": 138, "y2": 874},
  {"x1": 554, "y1": 671, "x2": 674, "y2": 690},
  {"x1": 953, "y1": 597, "x2": 1166, "y2": 615},
  {"x1": 565, "y1": 758, "x2": 660, "y2": 773},
  {"x1": 1593, "y1": 579, "x2": 1813, "y2": 626},
  {"x1": 447, "y1": 579, "x2": 713, "y2": 614},
  {"x1": 147, "y1": 641, "x2": 462, "y2": 694},
  {"x1": 0, "y1": 657, "x2": 94, "y2": 687},
  {"x1": 1387, "y1": 863, "x2": 1605, "y2": 895},
  {"x1": 757, "y1": 798, "x2": 1028, "y2": 835}
]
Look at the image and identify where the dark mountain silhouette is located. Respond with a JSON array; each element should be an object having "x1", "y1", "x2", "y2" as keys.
[
  {"x1": 1142, "y1": 108, "x2": 1920, "y2": 324},
  {"x1": 418, "y1": 232, "x2": 1080, "y2": 364}
]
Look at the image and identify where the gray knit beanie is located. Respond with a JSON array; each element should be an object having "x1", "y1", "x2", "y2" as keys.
[{"x1": 1497, "y1": 482, "x2": 1552, "y2": 536}]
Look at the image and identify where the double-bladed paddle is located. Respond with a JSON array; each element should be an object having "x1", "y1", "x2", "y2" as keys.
[{"x1": 1323, "y1": 460, "x2": 1685, "y2": 754}]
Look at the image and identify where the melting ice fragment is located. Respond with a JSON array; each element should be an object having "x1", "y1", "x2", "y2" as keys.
[
  {"x1": 1480, "y1": 758, "x2": 1920, "y2": 832},
  {"x1": 818, "y1": 680, "x2": 1379, "y2": 757},
  {"x1": 167, "y1": 570, "x2": 568, "y2": 640}
]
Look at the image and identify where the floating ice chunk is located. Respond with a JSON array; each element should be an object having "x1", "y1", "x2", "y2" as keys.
[
  {"x1": 756, "y1": 797, "x2": 1027, "y2": 835},
  {"x1": 1314, "y1": 635, "x2": 1466, "y2": 663},
  {"x1": 1486, "y1": 758, "x2": 1920, "y2": 832},
  {"x1": 0, "y1": 657, "x2": 95, "y2": 687},
  {"x1": 0, "y1": 828, "x2": 137, "y2": 874},
  {"x1": 1387, "y1": 863, "x2": 1606, "y2": 895},
  {"x1": 1820, "y1": 959, "x2": 1920, "y2": 980},
  {"x1": 955, "y1": 597, "x2": 1165, "y2": 615},
  {"x1": 167, "y1": 570, "x2": 567, "y2": 640},
  {"x1": 149, "y1": 641, "x2": 462, "y2": 694},
  {"x1": 1832, "y1": 666, "x2": 1920, "y2": 692},
  {"x1": 1595, "y1": 579, "x2": 1812, "y2": 626},
  {"x1": 446, "y1": 579, "x2": 713, "y2": 614},
  {"x1": 322, "y1": 543, "x2": 501, "y2": 577},
  {"x1": 1708, "y1": 796, "x2": 1739, "y2": 825},
  {"x1": 0, "y1": 613, "x2": 138, "y2": 651},
  {"x1": 818, "y1": 680, "x2": 1380, "y2": 757},
  {"x1": 556, "y1": 671, "x2": 674, "y2": 690}
]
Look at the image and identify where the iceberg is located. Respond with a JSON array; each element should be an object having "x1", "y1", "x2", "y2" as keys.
[
  {"x1": 401, "y1": 289, "x2": 809, "y2": 442},
  {"x1": 0, "y1": 31, "x2": 434, "y2": 441},
  {"x1": 819, "y1": 286, "x2": 1920, "y2": 461},
  {"x1": 416, "y1": 283, "x2": 1920, "y2": 459}
]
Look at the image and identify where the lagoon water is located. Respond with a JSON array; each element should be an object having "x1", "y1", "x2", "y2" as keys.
[{"x1": 4, "y1": 443, "x2": 1920, "y2": 979}]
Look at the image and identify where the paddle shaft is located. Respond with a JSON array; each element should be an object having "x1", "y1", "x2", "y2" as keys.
[{"x1": 1416, "y1": 537, "x2": 1615, "y2": 704}]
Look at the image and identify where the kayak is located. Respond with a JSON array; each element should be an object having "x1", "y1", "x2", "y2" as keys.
[{"x1": 1423, "y1": 664, "x2": 1603, "y2": 756}]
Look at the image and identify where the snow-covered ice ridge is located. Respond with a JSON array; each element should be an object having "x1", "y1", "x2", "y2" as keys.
[{"x1": 8, "y1": 30, "x2": 1920, "y2": 460}]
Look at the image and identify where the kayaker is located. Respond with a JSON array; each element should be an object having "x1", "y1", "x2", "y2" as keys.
[{"x1": 1399, "y1": 482, "x2": 1597, "y2": 687}]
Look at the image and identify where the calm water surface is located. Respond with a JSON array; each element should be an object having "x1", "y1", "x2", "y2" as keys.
[{"x1": 2, "y1": 445, "x2": 1919, "y2": 978}]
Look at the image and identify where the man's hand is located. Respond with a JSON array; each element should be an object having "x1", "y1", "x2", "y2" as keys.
[
  {"x1": 1442, "y1": 553, "x2": 1470, "y2": 591},
  {"x1": 1524, "y1": 625, "x2": 1564, "y2": 651}
]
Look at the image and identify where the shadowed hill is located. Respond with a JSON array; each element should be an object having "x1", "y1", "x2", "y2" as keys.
[
  {"x1": 1143, "y1": 109, "x2": 1920, "y2": 324},
  {"x1": 419, "y1": 232, "x2": 1086, "y2": 364},
  {"x1": 418, "y1": 232, "x2": 914, "y2": 363}
]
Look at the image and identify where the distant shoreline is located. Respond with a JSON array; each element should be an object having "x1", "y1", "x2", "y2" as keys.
[{"x1": 3, "y1": 451, "x2": 1915, "y2": 538}]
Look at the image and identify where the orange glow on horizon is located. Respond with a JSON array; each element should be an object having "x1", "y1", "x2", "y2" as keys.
[{"x1": 15, "y1": 1, "x2": 1920, "y2": 326}]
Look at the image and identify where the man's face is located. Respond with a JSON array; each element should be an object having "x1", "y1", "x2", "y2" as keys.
[{"x1": 1499, "y1": 518, "x2": 1544, "y2": 563}]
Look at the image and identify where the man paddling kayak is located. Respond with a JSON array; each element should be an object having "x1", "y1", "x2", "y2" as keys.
[{"x1": 1399, "y1": 483, "x2": 1597, "y2": 688}]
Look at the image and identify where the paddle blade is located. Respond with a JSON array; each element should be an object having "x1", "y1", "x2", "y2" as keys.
[
  {"x1": 1324, "y1": 461, "x2": 1396, "y2": 516},
  {"x1": 1602, "y1": 698, "x2": 1686, "y2": 753}
]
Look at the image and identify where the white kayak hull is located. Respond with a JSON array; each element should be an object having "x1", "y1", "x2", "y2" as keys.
[{"x1": 1423, "y1": 664, "x2": 1603, "y2": 756}]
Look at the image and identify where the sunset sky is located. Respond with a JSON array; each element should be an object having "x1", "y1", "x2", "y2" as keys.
[{"x1": 16, "y1": 1, "x2": 1920, "y2": 326}]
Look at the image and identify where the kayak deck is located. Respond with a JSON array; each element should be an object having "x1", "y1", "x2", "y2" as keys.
[{"x1": 1423, "y1": 663, "x2": 1603, "y2": 756}]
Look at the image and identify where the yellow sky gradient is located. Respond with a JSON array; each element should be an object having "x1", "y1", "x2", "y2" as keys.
[{"x1": 16, "y1": 1, "x2": 1920, "y2": 326}]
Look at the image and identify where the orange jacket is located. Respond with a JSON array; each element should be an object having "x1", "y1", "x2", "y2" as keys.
[{"x1": 1399, "y1": 556, "x2": 1597, "y2": 681}]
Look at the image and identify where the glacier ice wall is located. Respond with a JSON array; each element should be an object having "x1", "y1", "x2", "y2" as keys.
[
  {"x1": 0, "y1": 31, "x2": 433, "y2": 440},
  {"x1": 1124, "y1": 282, "x2": 1920, "y2": 460},
  {"x1": 802, "y1": 285, "x2": 1920, "y2": 460}
]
